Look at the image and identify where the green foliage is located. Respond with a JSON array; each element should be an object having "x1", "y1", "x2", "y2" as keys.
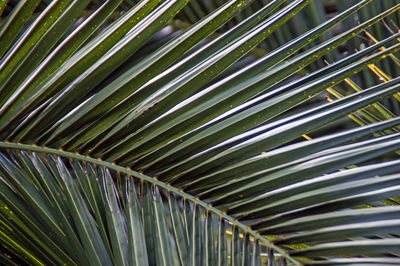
[{"x1": 0, "y1": 0, "x2": 400, "y2": 265}]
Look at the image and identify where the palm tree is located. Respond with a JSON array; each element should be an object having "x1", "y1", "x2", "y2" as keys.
[{"x1": 1, "y1": 0, "x2": 400, "y2": 264}]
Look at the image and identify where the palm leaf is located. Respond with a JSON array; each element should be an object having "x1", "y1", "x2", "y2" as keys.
[{"x1": 1, "y1": 0, "x2": 400, "y2": 265}]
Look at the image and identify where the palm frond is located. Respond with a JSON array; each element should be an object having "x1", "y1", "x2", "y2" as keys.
[{"x1": 1, "y1": 0, "x2": 400, "y2": 265}]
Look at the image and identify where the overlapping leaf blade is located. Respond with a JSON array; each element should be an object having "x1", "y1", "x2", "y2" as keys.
[{"x1": 1, "y1": 0, "x2": 400, "y2": 265}]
